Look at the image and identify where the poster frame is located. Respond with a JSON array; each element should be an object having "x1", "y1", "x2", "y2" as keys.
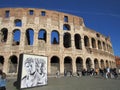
[{"x1": 17, "y1": 53, "x2": 48, "y2": 89}]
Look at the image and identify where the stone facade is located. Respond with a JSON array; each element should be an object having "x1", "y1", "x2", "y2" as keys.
[{"x1": 0, "y1": 8, "x2": 116, "y2": 76}]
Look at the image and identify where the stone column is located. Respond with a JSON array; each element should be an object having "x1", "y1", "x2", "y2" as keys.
[
  {"x1": 6, "y1": 29, "x2": 12, "y2": 46},
  {"x1": 33, "y1": 30, "x2": 38, "y2": 51},
  {"x1": 71, "y1": 34, "x2": 75, "y2": 50},
  {"x1": 81, "y1": 36, "x2": 85, "y2": 51},
  {"x1": 98, "y1": 60, "x2": 101, "y2": 69},
  {"x1": 72, "y1": 57, "x2": 76, "y2": 75},
  {"x1": 82, "y1": 57, "x2": 87, "y2": 70},
  {"x1": 89, "y1": 37, "x2": 92, "y2": 48},
  {"x1": 3, "y1": 54, "x2": 9, "y2": 74},
  {"x1": 20, "y1": 31, "x2": 25, "y2": 50},
  {"x1": 101, "y1": 41, "x2": 104, "y2": 51},
  {"x1": 46, "y1": 32, "x2": 51, "y2": 52},
  {"x1": 91, "y1": 60, "x2": 95, "y2": 69},
  {"x1": 60, "y1": 56, "x2": 64, "y2": 75},
  {"x1": 47, "y1": 56, "x2": 51, "y2": 75},
  {"x1": 104, "y1": 60, "x2": 107, "y2": 68},
  {"x1": 96, "y1": 39, "x2": 98, "y2": 49}
]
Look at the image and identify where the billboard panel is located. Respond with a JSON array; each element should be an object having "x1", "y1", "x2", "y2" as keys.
[{"x1": 18, "y1": 54, "x2": 47, "y2": 89}]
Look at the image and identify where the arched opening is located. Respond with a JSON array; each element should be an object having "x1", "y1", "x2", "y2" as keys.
[
  {"x1": 86, "y1": 58, "x2": 92, "y2": 71},
  {"x1": 100, "y1": 59, "x2": 105, "y2": 69},
  {"x1": 25, "y1": 29, "x2": 34, "y2": 45},
  {"x1": 106, "y1": 44, "x2": 109, "y2": 51},
  {"x1": 9, "y1": 55, "x2": 18, "y2": 73},
  {"x1": 63, "y1": 24, "x2": 70, "y2": 30},
  {"x1": 38, "y1": 29, "x2": 46, "y2": 42},
  {"x1": 76, "y1": 57, "x2": 83, "y2": 71},
  {"x1": 14, "y1": 19, "x2": 22, "y2": 27},
  {"x1": 74, "y1": 34, "x2": 82, "y2": 49},
  {"x1": 50, "y1": 56, "x2": 60, "y2": 75},
  {"x1": 0, "y1": 28, "x2": 8, "y2": 42},
  {"x1": 91, "y1": 38, "x2": 96, "y2": 48},
  {"x1": 51, "y1": 30, "x2": 59, "y2": 44},
  {"x1": 94, "y1": 59, "x2": 99, "y2": 69},
  {"x1": 103, "y1": 42, "x2": 106, "y2": 51},
  {"x1": 96, "y1": 33, "x2": 100, "y2": 37},
  {"x1": 63, "y1": 33, "x2": 71, "y2": 48},
  {"x1": 12, "y1": 29, "x2": 21, "y2": 46},
  {"x1": 84, "y1": 36, "x2": 89, "y2": 47},
  {"x1": 106, "y1": 60, "x2": 109, "y2": 68},
  {"x1": 64, "y1": 56, "x2": 72, "y2": 72},
  {"x1": 98, "y1": 40, "x2": 102, "y2": 49},
  {"x1": 0, "y1": 56, "x2": 4, "y2": 70}
]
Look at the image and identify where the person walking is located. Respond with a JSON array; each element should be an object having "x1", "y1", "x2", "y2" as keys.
[{"x1": 0, "y1": 72, "x2": 7, "y2": 90}]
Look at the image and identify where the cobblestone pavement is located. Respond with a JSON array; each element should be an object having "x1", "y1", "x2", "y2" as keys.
[{"x1": 7, "y1": 76, "x2": 120, "y2": 90}]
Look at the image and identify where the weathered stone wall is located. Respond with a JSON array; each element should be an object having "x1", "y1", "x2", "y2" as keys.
[{"x1": 0, "y1": 8, "x2": 115, "y2": 76}]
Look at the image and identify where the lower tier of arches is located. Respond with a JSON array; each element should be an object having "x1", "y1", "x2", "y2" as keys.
[{"x1": 0, "y1": 53, "x2": 116, "y2": 76}]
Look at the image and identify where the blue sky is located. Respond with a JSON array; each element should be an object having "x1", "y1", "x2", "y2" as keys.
[{"x1": 0, "y1": 0, "x2": 120, "y2": 56}]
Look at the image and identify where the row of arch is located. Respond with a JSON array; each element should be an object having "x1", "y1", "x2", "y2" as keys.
[
  {"x1": 0, "y1": 55, "x2": 115, "y2": 74},
  {"x1": 50, "y1": 56, "x2": 114, "y2": 74},
  {"x1": 0, "y1": 28, "x2": 113, "y2": 53},
  {"x1": 2, "y1": 19, "x2": 71, "y2": 30}
]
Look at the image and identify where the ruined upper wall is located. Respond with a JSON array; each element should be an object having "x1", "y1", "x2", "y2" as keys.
[
  {"x1": 0, "y1": 8, "x2": 112, "y2": 46},
  {"x1": 0, "y1": 8, "x2": 84, "y2": 26}
]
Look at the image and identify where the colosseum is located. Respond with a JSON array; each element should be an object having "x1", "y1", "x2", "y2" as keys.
[{"x1": 0, "y1": 8, "x2": 116, "y2": 76}]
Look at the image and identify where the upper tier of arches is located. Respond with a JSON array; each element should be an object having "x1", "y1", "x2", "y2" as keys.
[{"x1": 0, "y1": 8, "x2": 114, "y2": 54}]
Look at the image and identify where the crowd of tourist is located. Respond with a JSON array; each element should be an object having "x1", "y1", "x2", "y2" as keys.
[
  {"x1": 61, "y1": 67, "x2": 119, "y2": 79},
  {"x1": 79, "y1": 67, "x2": 118, "y2": 79}
]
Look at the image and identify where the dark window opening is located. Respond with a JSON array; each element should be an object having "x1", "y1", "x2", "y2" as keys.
[
  {"x1": 63, "y1": 24, "x2": 70, "y2": 30},
  {"x1": 26, "y1": 29, "x2": 34, "y2": 45},
  {"x1": 74, "y1": 34, "x2": 82, "y2": 49},
  {"x1": 14, "y1": 19, "x2": 22, "y2": 27},
  {"x1": 91, "y1": 38, "x2": 96, "y2": 48},
  {"x1": 103, "y1": 42, "x2": 106, "y2": 50},
  {"x1": 64, "y1": 56, "x2": 72, "y2": 71},
  {"x1": 51, "y1": 56, "x2": 59, "y2": 63},
  {"x1": 29, "y1": 10, "x2": 34, "y2": 15},
  {"x1": 9, "y1": 55, "x2": 18, "y2": 73},
  {"x1": 96, "y1": 33, "x2": 100, "y2": 37},
  {"x1": 63, "y1": 33, "x2": 71, "y2": 48},
  {"x1": 12, "y1": 30, "x2": 21, "y2": 46},
  {"x1": 94, "y1": 59, "x2": 99, "y2": 69},
  {"x1": 64, "y1": 16, "x2": 68, "y2": 22},
  {"x1": 86, "y1": 58, "x2": 92, "y2": 70},
  {"x1": 0, "y1": 56, "x2": 4, "y2": 64},
  {"x1": 51, "y1": 56, "x2": 60, "y2": 75},
  {"x1": 0, "y1": 28, "x2": 8, "y2": 42},
  {"x1": 5, "y1": 10, "x2": 10, "y2": 18},
  {"x1": 106, "y1": 60, "x2": 109, "y2": 67},
  {"x1": 98, "y1": 40, "x2": 102, "y2": 49},
  {"x1": 84, "y1": 36, "x2": 89, "y2": 47},
  {"x1": 38, "y1": 29, "x2": 46, "y2": 42},
  {"x1": 41, "y1": 11, "x2": 46, "y2": 16},
  {"x1": 76, "y1": 57, "x2": 83, "y2": 71},
  {"x1": 51, "y1": 30, "x2": 59, "y2": 44}
]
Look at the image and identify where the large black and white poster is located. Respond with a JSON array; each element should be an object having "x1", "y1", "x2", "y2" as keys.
[{"x1": 19, "y1": 54, "x2": 47, "y2": 89}]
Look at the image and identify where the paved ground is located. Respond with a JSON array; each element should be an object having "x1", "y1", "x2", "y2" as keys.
[{"x1": 6, "y1": 76, "x2": 120, "y2": 90}]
